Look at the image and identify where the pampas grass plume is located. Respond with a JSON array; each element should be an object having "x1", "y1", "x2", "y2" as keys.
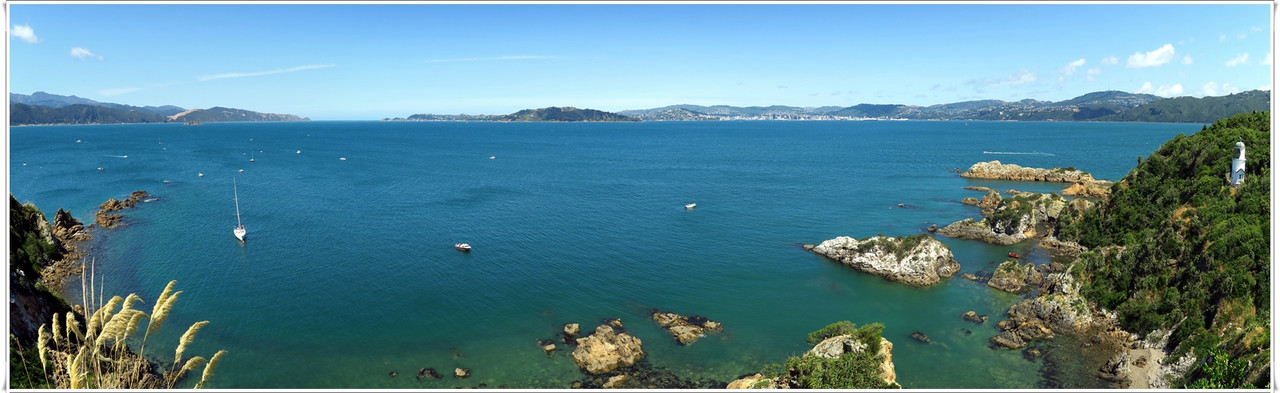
[
  {"x1": 36, "y1": 324, "x2": 49, "y2": 371},
  {"x1": 152, "y1": 280, "x2": 176, "y2": 316},
  {"x1": 195, "y1": 350, "x2": 227, "y2": 389},
  {"x1": 148, "y1": 291, "x2": 182, "y2": 335},
  {"x1": 173, "y1": 356, "x2": 207, "y2": 383},
  {"x1": 174, "y1": 321, "x2": 209, "y2": 366},
  {"x1": 66, "y1": 312, "x2": 83, "y2": 344},
  {"x1": 51, "y1": 317, "x2": 62, "y2": 348}
]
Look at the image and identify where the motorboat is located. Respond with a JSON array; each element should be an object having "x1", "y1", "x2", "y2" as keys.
[
  {"x1": 455, "y1": 243, "x2": 472, "y2": 252},
  {"x1": 685, "y1": 203, "x2": 696, "y2": 209},
  {"x1": 1008, "y1": 252, "x2": 1019, "y2": 258}
]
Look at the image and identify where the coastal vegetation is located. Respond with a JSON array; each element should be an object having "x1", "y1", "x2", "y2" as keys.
[
  {"x1": 744, "y1": 321, "x2": 898, "y2": 389},
  {"x1": 1054, "y1": 111, "x2": 1270, "y2": 388}
]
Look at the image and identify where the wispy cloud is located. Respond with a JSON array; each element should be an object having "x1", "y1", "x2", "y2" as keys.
[
  {"x1": 989, "y1": 70, "x2": 1037, "y2": 87},
  {"x1": 423, "y1": 55, "x2": 558, "y2": 64},
  {"x1": 1225, "y1": 53, "x2": 1249, "y2": 67},
  {"x1": 1136, "y1": 81, "x2": 1183, "y2": 97},
  {"x1": 1264, "y1": 51, "x2": 1272, "y2": 66},
  {"x1": 99, "y1": 87, "x2": 142, "y2": 96},
  {"x1": 198, "y1": 64, "x2": 335, "y2": 81},
  {"x1": 1060, "y1": 58, "x2": 1086, "y2": 76},
  {"x1": 11, "y1": 24, "x2": 37, "y2": 43},
  {"x1": 1100, "y1": 55, "x2": 1118, "y2": 66},
  {"x1": 1219, "y1": 33, "x2": 1227, "y2": 42},
  {"x1": 1250, "y1": 26, "x2": 1263, "y2": 32},
  {"x1": 1202, "y1": 81, "x2": 1238, "y2": 96},
  {"x1": 1181, "y1": 55, "x2": 1194, "y2": 65},
  {"x1": 1086, "y1": 67, "x2": 1101, "y2": 82},
  {"x1": 1127, "y1": 44, "x2": 1175, "y2": 68},
  {"x1": 70, "y1": 47, "x2": 103, "y2": 61}
]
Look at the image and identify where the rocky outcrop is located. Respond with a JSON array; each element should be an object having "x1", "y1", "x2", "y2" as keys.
[
  {"x1": 986, "y1": 260, "x2": 1042, "y2": 293},
  {"x1": 1062, "y1": 180, "x2": 1113, "y2": 198},
  {"x1": 562, "y1": 323, "x2": 581, "y2": 344},
  {"x1": 1038, "y1": 236, "x2": 1087, "y2": 258},
  {"x1": 937, "y1": 218, "x2": 1026, "y2": 245},
  {"x1": 51, "y1": 208, "x2": 88, "y2": 243},
  {"x1": 649, "y1": 310, "x2": 722, "y2": 345},
  {"x1": 94, "y1": 190, "x2": 149, "y2": 229},
  {"x1": 990, "y1": 271, "x2": 1111, "y2": 350},
  {"x1": 571, "y1": 323, "x2": 645, "y2": 374},
  {"x1": 810, "y1": 235, "x2": 960, "y2": 287},
  {"x1": 726, "y1": 373, "x2": 773, "y2": 389},
  {"x1": 961, "y1": 160, "x2": 1095, "y2": 183}
]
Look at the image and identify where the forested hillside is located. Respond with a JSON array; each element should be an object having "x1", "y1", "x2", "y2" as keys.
[{"x1": 1055, "y1": 111, "x2": 1270, "y2": 388}]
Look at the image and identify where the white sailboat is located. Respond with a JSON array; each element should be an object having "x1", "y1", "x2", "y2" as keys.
[{"x1": 233, "y1": 178, "x2": 247, "y2": 243}]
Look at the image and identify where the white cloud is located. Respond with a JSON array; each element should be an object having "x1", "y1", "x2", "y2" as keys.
[
  {"x1": 989, "y1": 70, "x2": 1037, "y2": 87},
  {"x1": 1127, "y1": 44, "x2": 1176, "y2": 68},
  {"x1": 1101, "y1": 55, "x2": 1118, "y2": 65},
  {"x1": 1086, "y1": 68, "x2": 1101, "y2": 82},
  {"x1": 70, "y1": 47, "x2": 103, "y2": 61},
  {"x1": 423, "y1": 55, "x2": 558, "y2": 64},
  {"x1": 1202, "y1": 81, "x2": 1238, "y2": 96},
  {"x1": 1060, "y1": 58, "x2": 1086, "y2": 76},
  {"x1": 1264, "y1": 52, "x2": 1272, "y2": 66},
  {"x1": 99, "y1": 87, "x2": 142, "y2": 96},
  {"x1": 1250, "y1": 26, "x2": 1263, "y2": 32},
  {"x1": 1226, "y1": 53, "x2": 1249, "y2": 67},
  {"x1": 1136, "y1": 82, "x2": 1184, "y2": 97},
  {"x1": 1182, "y1": 55, "x2": 1194, "y2": 65},
  {"x1": 198, "y1": 64, "x2": 335, "y2": 81},
  {"x1": 1219, "y1": 33, "x2": 1227, "y2": 42},
  {"x1": 11, "y1": 24, "x2": 37, "y2": 43}
]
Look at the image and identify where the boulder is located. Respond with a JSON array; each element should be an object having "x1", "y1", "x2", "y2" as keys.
[
  {"x1": 962, "y1": 311, "x2": 988, "y2": 324},
  {"x1": 805, "y1": 334, "x2": 868, "y2": 359},
  {"x1": 990, "y1": 330, "x2": 1026, "y2": 349},
  {"x1": 910, "y1": 331, "x2": 930, "y2": 344},
  {"x1": 538, "y1": 339, "x2": 556, "y2": 356},
  {"x1": 571, "y1": 324, "x2": 645, "y2": 374},
  {"x1": 927, "y1": 224, "x2": 938, "y2": 232},
  {"x1": 417, "y1": 368, "x2": 442, "y2": 379},
  {"x1": 810, "y1": 235, "x2": 960, "y2": 287},
  {"x1": 669, "y1": 325, "x2": 704, "y2": 345},
  {"x1": 602, "y1": 374, "x2": 629, "y2": 389},
  {"x1": 727, "y1": 374, "x2": 772, "y2": 389},
  {"x1": 454, "y1": 368, "x2": 470, "y2": 379},
  {"x1": 960, "y1": 197, "x2": 980, "y2": 206},
  {"x1": 649, "y1": 310, "x2": 722, "y2": 345},
  {"x1": 962, "y1": 273, "x2": 978, "y2": 281}
]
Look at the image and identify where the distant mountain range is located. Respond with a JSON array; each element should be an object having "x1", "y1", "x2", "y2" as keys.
[
  {"x1": 388, "y1": 106, "x2": 638, "y2": 122},
  {"x1": 616, "y1": 90, "x2": 1269, "y2": 123},
  {"x1": 393, "y1": 90, "x2": 1267, "y2": 124},
  {"x1": 9, "y1": 91, "x2": 309, "y2": 125}
]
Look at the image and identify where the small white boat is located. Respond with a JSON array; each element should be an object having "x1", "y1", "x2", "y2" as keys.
[
  {"x1": 339, "y1": 157, "x2": 347, "y2": 161},
  {"x1": 455, "y1": 243, "x2": 472, "y2": 252},
  {"x1": 76, "y1": 140, "x2": 82, "y2": 143},
  {"x1": 238, "y1": 169, "x2": 244, "y2": 173},
  {"x1": 489, "y1": 156, "x2": 496, "y2": 160},
  {"x1": 163, "y1": 179, "x2": 170, "y2": 184},
  {"x1": 297, "y1": 150, "x2": 302, "y2": 154},
  {"x1": 97, "y1": 167, "x2": 104, "y2": 171},
  {"x1": 198, "y1": 173, "x2": 204, "y2": 177},
  {"x1": 233, "y1": 178, "x2": 246, "y2": 243},
  {"x1": 685, "y1": 203, "x2": 696, "y2": 209}
]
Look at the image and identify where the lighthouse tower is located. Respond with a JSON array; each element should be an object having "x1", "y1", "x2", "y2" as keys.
[{"x1": 1230, "y1": 138, "x2": 1246, "y2": 187}]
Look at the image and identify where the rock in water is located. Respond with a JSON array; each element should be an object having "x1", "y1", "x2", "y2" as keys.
[
  {"x1": 810, "y1": 235, "x2": 960, "y2": 287},
  {"x1": 571, "y1": 324, "x2": 645, "y2": 374},
  {"x1": 910, "y1": 331, "x2": 930, "y2": 344},
  {"x1": 454, "y1": 368, "x2": 470, "y2": 379},
  {"x1": 962, "y1": 311, "x2": 988, "y2": 324}
]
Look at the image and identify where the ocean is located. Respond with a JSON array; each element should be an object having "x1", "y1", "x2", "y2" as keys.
[{"x1": 9, "y1": 120, "x2": 1197, "y2": 388}]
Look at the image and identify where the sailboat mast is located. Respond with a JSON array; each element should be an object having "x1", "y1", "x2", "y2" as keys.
[{"x1": 234, "y1": 178, "x2": 243, "y2": 227}]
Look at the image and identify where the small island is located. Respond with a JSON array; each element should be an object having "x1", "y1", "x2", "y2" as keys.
[{"x1": 386, "y1": 106, "x2": 638, "y2": 122}]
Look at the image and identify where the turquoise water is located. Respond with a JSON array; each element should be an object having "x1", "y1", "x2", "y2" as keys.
[{"x1": 9, "y1": 120, "x2": 1197, "y2": 388}]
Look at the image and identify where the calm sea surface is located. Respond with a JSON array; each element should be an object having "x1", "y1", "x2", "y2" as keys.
[{"x1": 9, "y1": 120, "x2": 1197, "y2": 388}]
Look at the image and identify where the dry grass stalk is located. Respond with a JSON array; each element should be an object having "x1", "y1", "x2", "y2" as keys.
[
  {"x1": 147, "y1": 291, "x2": 182, "y2": 336},
  {"x1": 37, "y1": 324, "x2": 49, "y2": 371},
  {"x1": 169, "y1": 356, "x2": 207, "y2": 388},
  {"x1": 152, "y1": 280, "x2": 177, "y2": 317},
  {"x1": 96, "y1": 309, "x2": 145, "y2": 348},
  {"x1": 195, "y1": 350, "x2": 227, "y2": 389},
  {"x1": 174, "y1": 321, "x2": 209, "y2": 367},
  {"x1": 52, "y1": 316, "x2": 63, "y2": 349},
  {"x1": 68, "y1": 348, "x2": 87, "y2": 389},
  {"x1": 124, "y1": 312, "x2": 147, "y2": 343},
  {"x1": 120, "y1": 293, "x2": 143, "y2": 314},
  {"x1": 66, "y1": 312, "x2": 83, "y2": 344}
]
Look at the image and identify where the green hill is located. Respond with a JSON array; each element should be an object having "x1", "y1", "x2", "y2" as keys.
[
  {"x1": 1101, "y1": 90, "x2": 1271, "y2": 123},
  {"x1": 498, "y1": 106, "x2": 637, "y2": 122},
  {"x1": 172, "y1": 106, "x2": 309, "y2": 123},
  {"x1": 9, "y1": 103, "x2": 170, "y2": 125},
  {"x1": 1055, "y1": 111, "x2": 1270, "y2": 388}
]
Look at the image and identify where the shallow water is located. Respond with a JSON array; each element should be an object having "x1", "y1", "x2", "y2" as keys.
[{"x1": 9, "y1": 120, "x2": 1196, "y2": 388}]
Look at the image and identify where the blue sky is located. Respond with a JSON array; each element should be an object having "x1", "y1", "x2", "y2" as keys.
[{"x1": 8, "y1": 3, "x2": 1273, "y2": 120}]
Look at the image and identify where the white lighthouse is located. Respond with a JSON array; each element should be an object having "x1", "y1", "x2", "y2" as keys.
[{"x1": 1230, "y1": 138, "x2": 1246, "y2": 187}]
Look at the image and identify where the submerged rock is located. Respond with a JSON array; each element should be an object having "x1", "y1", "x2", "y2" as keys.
[
  {"x1": 910, "y1": 331, "x2": 930, "y2": 344},
  {"x1": 810, "y1": 234, "x2": 960, "y2": 287},
  {"x1": 571, "y1": 324, "x2": 645, "y2": 374}
]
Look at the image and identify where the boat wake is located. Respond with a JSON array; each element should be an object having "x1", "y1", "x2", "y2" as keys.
[
  {"x1": 982, "y1": 151, "x2": 1054, "y2": 156},
  {"x1": 105, "y1": 155, "x2": 129, "y2": 158}
]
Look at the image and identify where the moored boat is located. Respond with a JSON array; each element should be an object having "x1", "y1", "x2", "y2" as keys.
[
  {"x1": 455, "y1": 243, "x2": 472, "y2": 252},
  {"x1": 685, "y1": 203, "x2": 696, "y2": 209},
  {"x1": 1008, "y1": 252, "x2": 1019, "y2": 258}
]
